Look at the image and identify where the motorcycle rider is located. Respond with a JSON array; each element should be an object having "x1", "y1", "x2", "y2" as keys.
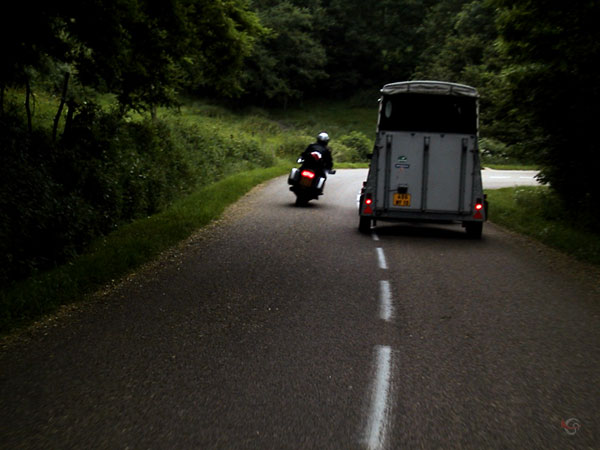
[{"x1": 300, "y1": 132, "x2": 334, "y2": 178}]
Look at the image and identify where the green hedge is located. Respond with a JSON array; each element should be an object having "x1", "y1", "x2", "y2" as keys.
[
  {"x1": 0, "y1": 166, "x2": 288, "y2": 333},
  {"x1": 0, "y1": 105, "x2": 274, "y2": 289}
]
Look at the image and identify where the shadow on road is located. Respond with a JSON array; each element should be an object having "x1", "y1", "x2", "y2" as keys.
[
  {"x1": 279, "y1": 200, "x2": 326, "y2": 209},
  {"x1": 369, "y1": 222, "x2": 484, "y2": 241}
]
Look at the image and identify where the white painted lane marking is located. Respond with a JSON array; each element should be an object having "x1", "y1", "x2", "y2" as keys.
[
  {"x1": 372, "y1": 232, "x2": 380, "y2": 242},
  {"x1": 376, "y1": 248, "x2": 387, "y2": 270},
  {"x1": 364, "y1": 346, "x2": 393, "y2": 450},
  {"x1": 379, "y1": 281, "x2": 393, "y2": 322}
]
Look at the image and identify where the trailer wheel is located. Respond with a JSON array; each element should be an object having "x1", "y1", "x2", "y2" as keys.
[
  {"x1": 465, "y1": 221, "x2": 483, "y2": 239},
  {"x1": 359, "y1": 216, "x2": 372, "y2": 234}
]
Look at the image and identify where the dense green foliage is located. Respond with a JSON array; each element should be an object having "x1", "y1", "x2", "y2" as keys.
[
  {"x1": 1, "y1": 0, "x2": 266, "y2": 287},
  {"x1": 0, "y1": 101, "x2": 275, "y2": 288},
  {"x1": 493, "y1": 0, "x2": 600, "y2": 216},
  {"x1": 1, "y1": 0, "x2": 263, "y2": 116},
  {"x1": 1, "y1": 0, "x2": 599, "y2": 295}
]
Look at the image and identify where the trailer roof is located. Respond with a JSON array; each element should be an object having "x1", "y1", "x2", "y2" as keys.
[{"x1": 381, "y1": 81, "x2": 478, "y2": 97}]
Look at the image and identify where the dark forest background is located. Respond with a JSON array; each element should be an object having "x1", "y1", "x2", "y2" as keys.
[{"x1": 2, "y1": 0, "x2": 599, "y2": 288}]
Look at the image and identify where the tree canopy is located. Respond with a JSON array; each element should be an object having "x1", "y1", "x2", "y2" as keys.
[
  {"x1": 1, "y1": 0, "x2": 264, "y2": 118},
  {"x1": 2, "y1": 0, "x2": 599, "y2": 217}
]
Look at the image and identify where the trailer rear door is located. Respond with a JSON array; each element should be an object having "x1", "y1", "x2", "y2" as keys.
[
  {"x1": 375, "y1": 91, "x2": 478, "y2": 214},
  {"x1": 375, "y1": 132, "x2": 477, "y2": 213}
]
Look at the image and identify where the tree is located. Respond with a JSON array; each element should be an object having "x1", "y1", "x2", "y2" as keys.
[
  {"x1": 414, "y1": 1, "x2": 497, "y2": 83},
  {"x1": 1, "y1": 0, "x2": 264, "y2": 124},
  {"x1": 316, "y1": 0, "x2": 437, "y2": 95},
  {"x1": 184, "y1": 0, "x2": 265, "y2": 98},
  {"x1": 319, "y1": 0, "x2": 384, "y2": 93},
  {"x1": 0, "y1": 3, "x2": 69, "y2": 125},
  {"x1": 241, "y1": 1, "x2": 327, "y2": 107},
  {"x1": 411, "y1": 1, "x2": 520, "y2": 160},
  {"x1": 378, "y1": 0, "x2": 439, "y2": 84},
  {"x1": 494, "y1": 0, "x2": 600, "y2": 215}
]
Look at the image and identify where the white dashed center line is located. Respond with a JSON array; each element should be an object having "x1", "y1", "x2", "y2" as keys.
[
  {"x1": 376, "y1": 248, "x2": 387, "y2": 270},
  {"x1": 379, "y1": 280, "x2": 393, "y2": 322},
  {"x1": 363, "y1": 345, "x2": 393, "y2": 450},
  {"x1": 361, "y1": 238, "x2": 395, "y2": 449}
]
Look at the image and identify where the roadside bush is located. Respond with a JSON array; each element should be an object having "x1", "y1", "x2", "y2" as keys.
[
  {"x1": 479, "y1": 137, "x2": 537, "y2": 166},
  {"x1": 271, "y1": 130, "x2": 370, "y2": 163},
  {"x1": 239, "y1": 115, "x2": 283, "y2": 135},
  {"x1": 0, "y1": 103, "x2": 275, "y2": 289},
  {"x1": 337, "y1": 131, "x2": 372, "y2": 161},
  {"x1": 190, "y1": 103, "x2": 231, "y2": 118},
  {"x1": 330, "y1": 141, "x2": 360, "y2": 163},
  {"x1": 0, "y1": 113, "x2": 61, "y2": 284},
  {"x1": 274, "y1": 133, "x2": 312, "y2": 158}
]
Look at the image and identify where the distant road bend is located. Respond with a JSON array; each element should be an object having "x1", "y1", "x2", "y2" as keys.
[
  {"x1": 1, "y1": 169, "x2": 598, "y2": 449},
  {"x1": 482, "y1": 167, "x2": 540, "y2": 189}
]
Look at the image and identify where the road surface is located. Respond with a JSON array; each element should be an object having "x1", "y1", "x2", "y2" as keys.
[
  {"x1": 482, "y1": 168, "x2": 540, "y2": 189},
  {"x1": 1, "y1": 169, "x2": 598, "y2": 449}
]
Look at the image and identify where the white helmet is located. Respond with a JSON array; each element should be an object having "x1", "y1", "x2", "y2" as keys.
[{"x1": 317, "y1": 132, "x2": 330, "y2": 144}]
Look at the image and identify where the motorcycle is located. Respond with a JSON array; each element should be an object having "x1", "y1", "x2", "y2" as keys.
[{"x1": 287, "y1": 151, "x2": 335, "y2": 206}]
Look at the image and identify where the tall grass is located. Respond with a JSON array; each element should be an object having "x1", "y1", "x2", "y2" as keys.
[
  {"x1": 0, "y1": 166, "x2": 289, "y2": 332},
  {"x1": 486, "y1": 186, "x2": 600, "y2": 265}
]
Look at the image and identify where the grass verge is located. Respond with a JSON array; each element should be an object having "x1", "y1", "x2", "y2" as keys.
[
  {"x1": 0, "y1": 165, "x2": 289, "y2": 335},
  {"x1": 485, "y1": 186, "x2": 600, "y2": 266},
  {"x1": 483, "y1": 164, "x2": 539, "y2": 170}
]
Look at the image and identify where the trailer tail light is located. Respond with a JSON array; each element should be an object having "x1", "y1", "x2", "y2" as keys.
[
  {"x1": 363, "y1": 194, "x2": 374, "y2": 215},
  {"x1": 473, "y1": 202, "x2": 484, "y2": 219},
  {"x1": 301, "y1": 170, "x2": 315, "y2": 179}
]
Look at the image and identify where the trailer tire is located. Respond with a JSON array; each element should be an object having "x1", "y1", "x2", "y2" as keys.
[
  {"x1": 465, "y1": 221, "x2": 483, "y2": 239},
  {"x1": 359, "y1": 216, "x2": 372, "y2": 234}
]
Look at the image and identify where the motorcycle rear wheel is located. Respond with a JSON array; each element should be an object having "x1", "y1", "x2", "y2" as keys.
[{"x1": 295, "y1": 194, "x2": 309, "y2": 207}]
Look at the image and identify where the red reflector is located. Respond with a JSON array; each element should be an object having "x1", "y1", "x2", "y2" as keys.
[
  {"x1": 473, "y1": 203, "x2": 484, "y2": 219},
  {"x1": 301, "y1": 170, "x2": 315, "y2": 179},
  {"x1": 364, "y1": 195, "x2": 373, "y2": 215}
]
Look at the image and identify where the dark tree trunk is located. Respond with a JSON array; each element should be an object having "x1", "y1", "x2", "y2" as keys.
[
  {"x1": 64, "y1": 100, "x2": 76, "y2": 139},
  {"x1": 25, "y1": 77, "x2": 33, "y2": 133},
  {"x1": 53, "y1": 71, "x2": 70, "y2": 141}
]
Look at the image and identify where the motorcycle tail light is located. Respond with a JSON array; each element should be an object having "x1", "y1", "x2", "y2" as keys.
[{"x1": 301, "y1": 170, "x2": 315, "y2": 179}]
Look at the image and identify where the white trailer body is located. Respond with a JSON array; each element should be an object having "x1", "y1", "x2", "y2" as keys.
[{"x1": 358, "y1": 81, "x2": 487, "y2": 237}]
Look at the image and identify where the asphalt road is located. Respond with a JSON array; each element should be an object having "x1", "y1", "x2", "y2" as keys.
[
  {"x1": 1, "y1": 169, "x2": 598, "y2": 449},
  {"x1": 482, "y1": 168, "x2": 540, "y2": 189}
]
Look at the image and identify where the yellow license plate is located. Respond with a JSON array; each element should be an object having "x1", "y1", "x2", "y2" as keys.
[{"x1": 393, "y1": 193, "x2": 411, "y2": 207}]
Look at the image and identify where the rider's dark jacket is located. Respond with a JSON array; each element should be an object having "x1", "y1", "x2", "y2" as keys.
[{"x1": 300, "y1": 142, "x2": 333, "y2": 176}]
